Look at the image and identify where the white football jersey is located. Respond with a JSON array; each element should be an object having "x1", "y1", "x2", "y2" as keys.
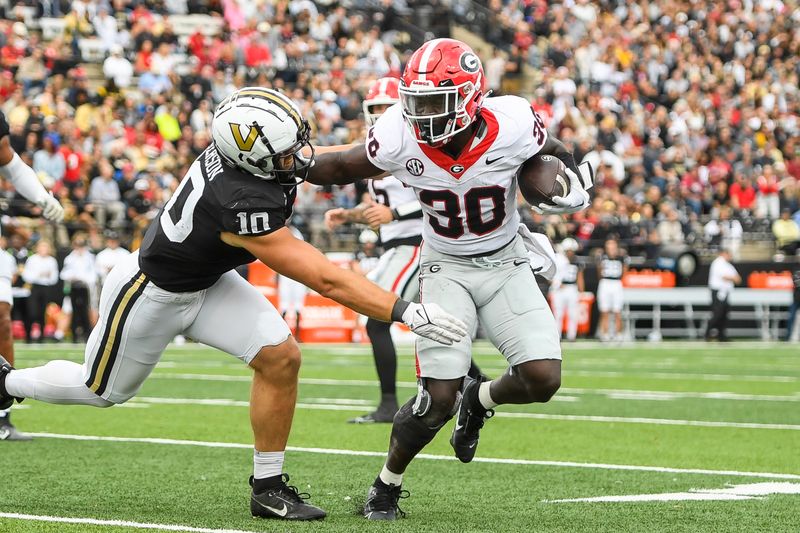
[
  {"x1": 366, "y1": 95, "x2": 548, "y2": 256},
  {"x1": 367, "y1": 175, "x2": 422, "y2": 243}
]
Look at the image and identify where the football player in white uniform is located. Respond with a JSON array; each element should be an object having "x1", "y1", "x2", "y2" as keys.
[
  {"x1": 0, "y1": 88, "x2": 467, "y2": 520},
  {"x1": 326, "y1": 77, "x2": 485, "y2": 424},
  {"x1": 0, "y1": 110, "x2": 64, "y2": 440},
  {"x1": 551, "y1": 238, "x2": 584, "y2": 341},
  {"x1": 306, "y1": 39, "x2": 592, "y2": 519}
]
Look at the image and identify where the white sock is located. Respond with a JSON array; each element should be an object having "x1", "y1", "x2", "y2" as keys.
[
  {"x1": 5, "y1": 360, "x2": 113, "y2": 407},
  {"x1": 0, "y1": 407, "x2": 8, "y2": 419},
  {"x1": 478, "y1": 381, "x2": 498, "y2": 410},
  {"x1": 379, "y1": 464, "x2": 403, "y2": 486},
  {"x1": 253, "y1": 450, "x2": 284, "y2": 480}
]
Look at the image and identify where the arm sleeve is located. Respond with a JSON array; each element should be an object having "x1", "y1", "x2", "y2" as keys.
[{"x1": 0, "y1": 153, "x2": 50, "y2": 204}]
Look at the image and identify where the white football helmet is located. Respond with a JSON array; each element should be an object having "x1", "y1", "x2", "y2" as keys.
[{"x1": 211, "y1": 87, "x2": 313, "y2": 185}]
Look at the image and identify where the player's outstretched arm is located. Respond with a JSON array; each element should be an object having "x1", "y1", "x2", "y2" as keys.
[
  {"x1": 222, "y1": 228, "x2": 467, "y2": 345},
  {"x1": 306, "y1": 144, "x2": 384, "y2": 186},
  {"x1": 0, "y1": 137, "x2": 64, "y2": 222}
]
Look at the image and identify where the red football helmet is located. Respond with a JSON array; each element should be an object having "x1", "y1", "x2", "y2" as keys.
[
  {"x1": 399, "y1": 38, "x2": 487, "y2": 146},
  {"x1": 363, "y1": 77, "x2": 400, "y2": 126}
]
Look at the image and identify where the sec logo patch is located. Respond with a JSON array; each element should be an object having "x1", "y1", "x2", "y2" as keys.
[{"x1": 406, "y1": 158, "x2": 425, "y2": 176}]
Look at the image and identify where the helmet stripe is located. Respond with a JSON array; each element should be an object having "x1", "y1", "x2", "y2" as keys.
[
  {"x1": 238, "y1": 89, "x2": 303, "y2": 129},
  {"x1": 416, "y1": 39, "x2": 442, "y2": 82}
]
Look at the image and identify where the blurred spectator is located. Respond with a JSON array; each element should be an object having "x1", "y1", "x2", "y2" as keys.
[
  {"x1": 21, "y1": 240, "x2": 59, "y2": 342},
  {"x1": 772, "y1": 209, "x2": 800, "y2": 256},
  {"x1": 706, "y1": 249, "x2": 740, "y2": 343},
  {"x1": 657, "y1": 208, "x2": 684, "y2": 247},
  {"x1": 484, "y1": 48, "x2": 506, "y2": 95},
  {"x1": 88, "y1": 160, "x2": 125, "y2": 229},
  {"x1": 95, "y1": 232, "x2": 130, "y2": 285},
  {"x1": 704, "y1": 208, "x2": 744, "y2": 260},
  {"x1": 32, "y1": 133, "x2": 65, "y2": 184},
  {"x1": 60, "y1": 234, "x2": 96, "y2": 342},
  {"x1": 756, "y1": 165, "x2": 781, "y2": 219},
  {"x1": 103, "y1": 45, "x2": 133, "y2": 89},
  {"x1": 16, "y1": 49, "x2": 47, "y2": 96},
  {"x1": 93, "y1": 6, "x2": 120, "y2": 53}
]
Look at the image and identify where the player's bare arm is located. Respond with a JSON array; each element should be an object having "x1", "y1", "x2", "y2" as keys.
[
  {"x1": 307, "y1": 144, "x2": 383, "y2": 186},
  {"x1": 221, "y1": 227, "x2": 467, "y2": 345}
]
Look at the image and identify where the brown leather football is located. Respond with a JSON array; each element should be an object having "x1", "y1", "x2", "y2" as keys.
[{"x1": 517, "y1": 154, "x2": 569, "y2": 206}]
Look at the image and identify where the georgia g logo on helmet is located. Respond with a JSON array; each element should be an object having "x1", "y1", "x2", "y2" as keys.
[
  {"x1": 459, "y1": 52, "x2": 480, "y2": 73},
  {"x1": 211, "y1": 87, "x2": 314, "y2": 186}
]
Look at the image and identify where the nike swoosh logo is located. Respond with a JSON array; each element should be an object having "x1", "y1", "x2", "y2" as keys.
[
  {"x1": 263, "y1": 503, "x2": 288, "y2": 517},
  {"x1": 468, "y1": 443, "x2": 476, "y2": 449},
  {"x1": 455, "y1": 424, "x2": 464, "y2": 431},
  {"x1": 486, "y1": 156, "x2": 503, "y2": 165},
  {"x1": 513, "y1": 260, "x2": 528, "y2": 266},
  {"x1": 415, "y1": 309, "x2": 427, "y2": 323}
]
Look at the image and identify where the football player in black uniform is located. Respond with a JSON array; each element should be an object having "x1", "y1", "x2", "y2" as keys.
[
  {"x1": 0, "y1": 88, "x2": 467, "y2": 520},
  {"x1": 0, "y1": 110, "x2": 63, "y2": 440}
]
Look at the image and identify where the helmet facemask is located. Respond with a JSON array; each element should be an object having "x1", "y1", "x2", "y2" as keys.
[
  {"x1": 399, "y1": 81, "x2": 477, "y2": 146},
  {"x1": 228, "y1": 120, "x2": 314, "y2": 187}
]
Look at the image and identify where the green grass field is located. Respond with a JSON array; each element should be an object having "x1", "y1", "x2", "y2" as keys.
[{"x1": 2, "y1": 342, "x2": 799, "y2": 532}]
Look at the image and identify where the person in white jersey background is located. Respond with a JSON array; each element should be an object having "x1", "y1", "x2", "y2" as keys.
[
  {"x1": 551, "y1": 237, "x2": 584, "y2": 341},
  {"x1": 596, "y1": 237, "x2": 629, "y2": 342},
  {"x1": 277, "y1": 225, "x2": 309, "y2": 340},
  {"x1": 326, "y1": 77, "x2": 486, "y2": 424},
  {"x1": 705, "y1": 248, "x2": 740, "y2": 342},
  {"x1": 306, "y1": 38, "x2": 593, "y2": 519}
]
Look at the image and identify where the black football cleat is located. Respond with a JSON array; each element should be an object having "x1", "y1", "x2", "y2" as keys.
[
  {"x1": 250, "y1": 475, "x2": 326, "y2": 520},
  {"x1": 450, "y1": 375, "x2": 494, "y2": 463},
  {"x1": 363, "y1": 480, "x2": 409, "y2": 520},
  {"x1": 348, "y1": 402, "x2": 398, "y2": 424},
  {"x1": 0, "y1": 417, "x2": 32, "y2": 441},
  {"x1": 0, "y1": 355, "x2": 21, "y2": 411}
]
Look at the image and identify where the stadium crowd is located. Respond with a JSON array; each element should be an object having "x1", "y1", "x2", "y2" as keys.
[{"x1": 0, "y1": 0, "x2": 798, "y2": 281}]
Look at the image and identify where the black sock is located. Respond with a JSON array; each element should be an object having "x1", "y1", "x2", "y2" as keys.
[
  {"x1": 253, "y1": 474, "x2": 284, "y2": 494},
  {"x1": 366, "y1": 319, "x2": 397, "y2": 397}
]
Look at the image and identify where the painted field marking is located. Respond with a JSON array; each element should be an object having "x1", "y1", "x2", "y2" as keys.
[
  {"x1": 119, "y1": 395, "x2": 800, "y2": 430},
  {"x1": 25, "y1": 432, "x2": 800, "y2": 480},
  {"x1": 0, "y1": 512, "x2": 264, "y2": 533},
  {"x1": 148, "y1": 374, "x2": 800, "y2": 404},
  {"x1": 545, "y1": 482, "x2": 800, "y2": 503}
]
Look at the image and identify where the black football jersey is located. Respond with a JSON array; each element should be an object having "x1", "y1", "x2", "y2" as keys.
[
  {"x1": 599, "y1": 254, "x2": 628, "y2": 280},
  {"x1": 139, "y1": 146, "x2": 295, "y2": 292},
  {"x1": 561, "y1": 257, "x2": 580, "y2": 284}
]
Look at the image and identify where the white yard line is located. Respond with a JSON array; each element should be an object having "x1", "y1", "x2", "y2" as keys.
[
  {"x1": 0, "y1": 512, "x2": 264, "y2": 533},
  {"x1": 26, "y1": 432, "x2": 800, "y2": 480},
  {"x1": 151, "y1": 373, "x2": 800, "y2": 400},
  {"x1": 34, "y1": 395, "x2": 800, "y2": 430}
]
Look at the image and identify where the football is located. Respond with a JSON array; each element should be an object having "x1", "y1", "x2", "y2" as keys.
[{"x1": 517, "y1": 154, "x2": 570, "y2": 206}]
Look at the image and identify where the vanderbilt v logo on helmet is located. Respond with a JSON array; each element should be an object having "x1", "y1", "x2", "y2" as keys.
[
  {"x1": 212, "y1": 87, "x2": 313, "y2": 185},
  {"x1": 229, "y1": 123, "x2": 259, "y2": 151}
]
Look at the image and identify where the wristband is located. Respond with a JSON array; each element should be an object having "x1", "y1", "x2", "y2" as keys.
[{"x1": 391, "y1": 298, "x2": 410, "y2": 322}]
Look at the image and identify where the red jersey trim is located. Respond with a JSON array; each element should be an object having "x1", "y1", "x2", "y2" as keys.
[{"x1": 418, "y1": 109, "x2": 499, "y2": 179}]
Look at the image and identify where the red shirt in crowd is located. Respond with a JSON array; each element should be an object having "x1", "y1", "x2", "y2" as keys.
[
  {"x1": 729, "y1": 181, "x2": 756, "y2": 209},
  {"x1": 245, "y1": 42, "x2": 272, "y2": 68},
  {"x1": 757, "y1": 173, "x2": 779, "y2": 195},
  {"x1": 59, "y1": 145, "x2": 84, "y2": 184}
]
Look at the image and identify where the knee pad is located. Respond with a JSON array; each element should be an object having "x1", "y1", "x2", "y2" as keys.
[
  {"x1": 410, "y1": 379, "x2": 461, "y2": 427},
  {"x1": 391, "y1": 398, "x2": 441, "y2": 450}
]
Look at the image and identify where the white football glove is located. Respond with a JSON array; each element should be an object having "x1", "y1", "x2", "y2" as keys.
[
  {"x1": 36, "y1": 193, "x2": 64, "y2": 223},
  {"x1": 401, "y1": 302, "x2": 468, "y2": 345},
  {"x1": 533, "y1": 161, "x2": 594, "y2": 215}
]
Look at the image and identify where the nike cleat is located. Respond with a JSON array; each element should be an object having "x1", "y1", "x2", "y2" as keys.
[
  {"x1": 450, "y1": 375, "x2": 494, "y2": 463},
  {"x1": 348, "y1": 402, "x2": 398, "y2": 424},
  {"x1": 250, "y1": 475, "x2": 326, "y2": 520},
  {"x1": 0, "y1": 355, "x2": 21, "y2": 410},
  {"x1": 363, "y1": 480, "x2": 409, "y2": 520},
  {"x1": 0, "y1": 418, "x2": 32, "y2": 441}
]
